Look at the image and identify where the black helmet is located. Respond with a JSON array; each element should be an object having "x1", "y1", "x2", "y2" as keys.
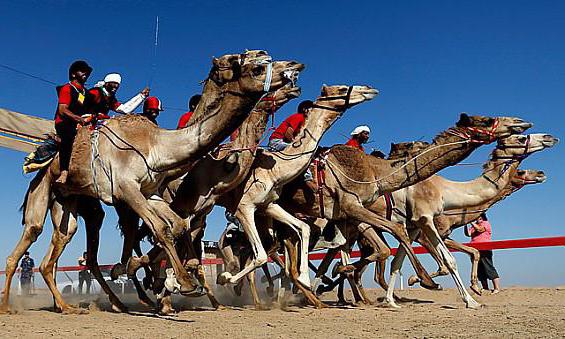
[
  {"x1": 297, "y1": 100, "x2": 314, "y2": 113},
  {"x1": 68, "y1": 60, "x2": 93, "y2": 80},
  {"x1": 189, "y1": 94, "x2": 202, "y2": 111}
]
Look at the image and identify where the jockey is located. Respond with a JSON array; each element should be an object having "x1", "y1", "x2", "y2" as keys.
[
  {"x1": 177, "y1": 94, "x2": 202, "y2": 129},
  {"x1": 87, "y1": 73, "x2": 149, "y2": 125},
  {"x1": 268, "y1": 100, "x2": 316, "y2": 191},
  {"x1": 54, "y1": 60, "x2": 92, "y2": 184},
  {"x1": 142, "y1": 96, "x2": 164, "y2": 125},
  {"x1": 345, "y1": 125, "x2": 370, "y2": 152}
]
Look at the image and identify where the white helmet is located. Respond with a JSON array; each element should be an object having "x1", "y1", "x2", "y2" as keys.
[
  {"x1": 350, "y1": 125, "x2": 371, "y2": 136},
  {"x1": 103, "y1": 73, "x2": 122, "y2": 84}
]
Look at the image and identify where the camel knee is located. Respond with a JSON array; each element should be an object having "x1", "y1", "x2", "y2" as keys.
[
  {"x1": 24, "y1": 224, "x2": 44, "y2": 242},
  {"x1": 255, "y1": 254, "x2": 268, "y2": 267}
]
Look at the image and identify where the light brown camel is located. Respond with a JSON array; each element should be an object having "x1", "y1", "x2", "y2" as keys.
[
  {"x1": 404, "y1": 168, "x2": 548, "y2": 292},
  {"x1": 214, "y1": 85, "x2": 379, "y2": 309},
  {"x1": 278, "y1": 114, "x2": 533, "y2": 301},
  {"x1": 122, "y1": 84, "x2": 301, "y2": 312},
  {"x1": 364, "y1": 133, "x2": 558, "y2": 308},
  {"x1": 0, "y1": 50, "x2": 303, "y2": 314}
]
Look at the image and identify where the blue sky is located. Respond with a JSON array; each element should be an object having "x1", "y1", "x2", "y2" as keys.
[{"x1": 0, "y1": 1, "x2": 563, "y2": 288}]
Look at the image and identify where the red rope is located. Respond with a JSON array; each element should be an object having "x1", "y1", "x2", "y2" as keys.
[{"x1": 2, "y1": 236, "x2": 563, "y2": 274}]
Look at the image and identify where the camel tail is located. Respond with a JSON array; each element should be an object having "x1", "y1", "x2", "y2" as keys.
[{"x1": 20, "y1": 188, "x2": 30, "y2": 225}]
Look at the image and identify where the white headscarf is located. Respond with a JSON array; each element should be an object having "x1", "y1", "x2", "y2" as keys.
[{"x1": 350, "y1": 125, "x2": 371, "y2": 136}]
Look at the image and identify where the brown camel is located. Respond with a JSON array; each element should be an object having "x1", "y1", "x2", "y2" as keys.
[
  {"x1": 122, "y1": 84, "x2": 301, "y2": 312},
  {"x1": 213, "y1": 85, "x2": 379, "y2": 309},
  {"x1": 278, "y1": 114, "x2": 533, "y2": 302},
  {"x1": 362, "y1": 133, "x2": 558, "y2": 308},
  {"x1": 0, "y1": 50, "x2": 303, "y2": 314}
]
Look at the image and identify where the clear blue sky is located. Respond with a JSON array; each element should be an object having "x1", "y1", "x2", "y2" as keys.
[{"x1": 0, "y1": 1, "x2": 563, "y2": 288}]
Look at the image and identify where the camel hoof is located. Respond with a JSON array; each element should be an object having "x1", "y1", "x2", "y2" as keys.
[
  {"x1": 62, "y1": 306, "x2": 89, "y2": 315},
  {"x1": 315, "y1": 302, "x2": 329, "y2": 309},
  {"x1": 0, "y1": 302, "x2": 11, "y2": 314},
  {"x1": 111, "y1": 303, "x2": 129, "y2": 313},
  {"x1": 110, "y1": 263, "x2": 125, "y2": 280},
  {"x1": 466, "y1": 300, "x2": 482, "y2": 309},
  {"x1": 421, "y1": 280, "x2": 441, "y2": 291},
  {"x1": 407, "y1": 275, "x2": 419, "y2": 286},
  {"x1": 254, "y1": 304, "x2": 270, "y2": 311},
  {"x1": 217, "y1": 272, "x2": 232, "y2": 286},
  {"x1": 470, "y1": 284, "x2": 483, "y2": 296}
]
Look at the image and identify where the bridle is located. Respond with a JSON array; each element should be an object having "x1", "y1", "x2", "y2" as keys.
[
  {"x1": 481, "y1": 134, "x2": 532, "y2": 189},
  {"x1": 312, "y1": 86, "x2": 354, "y2": 112},
  {"x1": 446, "y1": 118, "x2": 500, "y2": 144}
]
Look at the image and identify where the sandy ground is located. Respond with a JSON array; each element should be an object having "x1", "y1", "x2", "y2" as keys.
[{"x1": 0, "y1": 287, "x2": 564, "y2": 338}]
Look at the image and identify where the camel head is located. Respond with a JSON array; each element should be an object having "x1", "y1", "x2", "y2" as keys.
[
  {"x1": 387, "y1": 141, "x2": 430, "y2": 160},
  {"x1": 209, "y1": 50, "x2": 304, "y2": 95},
  {"x1": 318, "y1": 85, "x2": 379, "y2": 111},
  {"x1": 256, "y1": 84, "x2": 301, "y2": 114},
  {"x1": 494, "y1": 133, "x2": 559, "y2": 159},
  {"x1": 512, "y1": 169, "x2": 547, "y2": 188},
  {"x1": 455, "y1": 113, "x2": 533, "y2": 143}
]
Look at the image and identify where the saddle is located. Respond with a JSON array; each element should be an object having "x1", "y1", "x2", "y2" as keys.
[{"x1": 23, "y1": 133, "x2": 60, "y2": 174}]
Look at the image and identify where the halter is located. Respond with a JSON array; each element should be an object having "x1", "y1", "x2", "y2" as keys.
[
  {"x1": 312, "y1": 86, "x2": 354, "y2": 112},
  {"x1": 446, "y1": 118, "x2": 500, "y2": 144},
  {"x1": 481, "y1": 134, "x2": 532, "y2": 189},
  {"x1": 493, "y1": 134, "x2": 531, "y2": 161},
  {"x1": 510, "y1": 173, "x2": 539, "y2": 191}
]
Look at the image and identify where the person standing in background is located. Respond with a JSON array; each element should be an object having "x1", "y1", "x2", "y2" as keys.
[
  {"x1": 19, "y1": 251, "x2": 34, "y2": 295},
  {"x1": 466, "y1": 213, "x2": 501, "y2": 294}
]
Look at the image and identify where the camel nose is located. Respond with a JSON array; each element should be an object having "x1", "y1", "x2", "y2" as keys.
[{"x1": 539, "y1": 170, "x2": 545, "y2": 175}]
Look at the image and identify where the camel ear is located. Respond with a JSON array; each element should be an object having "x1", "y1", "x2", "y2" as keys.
[
  {"x1": 457, "y1": 113, "x2": 472, "y2": 127},
  {"x1": 321, "y1": 84, "x2": 328, "y2": 96}
]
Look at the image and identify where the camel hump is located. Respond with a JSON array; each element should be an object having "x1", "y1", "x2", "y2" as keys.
[{"x1": 327, "y1": 144, "x2": 373, "y2": 181}]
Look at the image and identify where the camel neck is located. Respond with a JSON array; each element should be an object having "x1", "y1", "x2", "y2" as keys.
[
  {"x1": 439, "y1": 157, "x2": 519, "y2": 210},
  {"x1": 375, "y1": 131, "x2": 481, "y2": 193},
  {"x1": 152, "y1": 80, "x2": 260, "y2": 173},
  {"x1": 439, "y1": 177, "x2": 519, "y2": 229},
  {"x1": 272, "y1": 103, "x2": 342, "y2": 183}
]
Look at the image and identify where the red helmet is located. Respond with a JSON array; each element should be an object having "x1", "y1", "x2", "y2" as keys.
[{"x1": 143, "y1": 96, "x2": 164, "y2": 112}]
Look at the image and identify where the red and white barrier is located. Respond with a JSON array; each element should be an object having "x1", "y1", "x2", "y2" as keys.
[{"x1": 1, "y1": 236, "x2": 564, "y2": 274}]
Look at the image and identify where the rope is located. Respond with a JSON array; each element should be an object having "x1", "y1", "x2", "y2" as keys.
[
  {"x1": 326, "y1": 139, "x2": 471, "y2": 185},
  {"x1": 0, "y1": 63, "x2": 57, "y2": 85}
]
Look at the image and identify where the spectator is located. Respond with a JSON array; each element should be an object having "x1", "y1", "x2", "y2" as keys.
[
  {"x1": 19, "y1": 251, "x2": 34, "y2": 295},
  {"x1": 78, "y1": 251, "x2": 92, "y2": 295},
  {"x1": 465, "y1": 213, "x2": 501, "y2": 294}
]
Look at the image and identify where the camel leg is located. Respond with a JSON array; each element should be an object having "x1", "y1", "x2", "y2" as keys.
[
  {"x1": 112, "y1": 204, "x2": 139, "y2": 279},
  {"x1": 79, "y1": 198, "x2": 130, "y2": 312},
  {"x1": 261, "y1": 264, "x2": 275, "y2": 298},
  {"x1": 263, "y1": 203, "x2": 311, "y2": 288},
  {"x1": 283, "y1": 239, "x2": 326, "y2": 309},
  {"x1": 407, "y1": 235, "x2": 449, "y2": 286},
  {"x1": 117, "y1": 185, "x2": 198, "y2": 295},
  {"x1": 0, "y1": 170, "x2": 51, "y2": 313},
  {"x1": 445, "y1": 238, "x2": 482, "y2": 295},
  {"x1": 217, "y1": 205, "x2": 268, "y2": 285},
  {"x1": 244, "y1": 255, "x2": 266, "y2": 310},
  {"x1": 312, "y1": 247, "x2": 339, "y2": 293},
  {"x1": 40, "y1": 198, "x2": 86, "y2": 314},
  {"x1": 343, "y1": 203, "x2": 438, "y2": 290},
  {"x1": 417, "y1": 217, "x2": 481, "y2": 309},
  {"x1": 384, "y1": 228, "x2": 421, "y2": 308}
]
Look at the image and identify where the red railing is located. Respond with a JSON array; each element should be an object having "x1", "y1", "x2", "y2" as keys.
[{"x1": 1, "y1": 236, "x2": 564, "y2": 274}]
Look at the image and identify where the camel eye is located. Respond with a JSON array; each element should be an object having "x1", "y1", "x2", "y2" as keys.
[{"x1": 517, "y1": 170, "x2": 525, "y2": 175}]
